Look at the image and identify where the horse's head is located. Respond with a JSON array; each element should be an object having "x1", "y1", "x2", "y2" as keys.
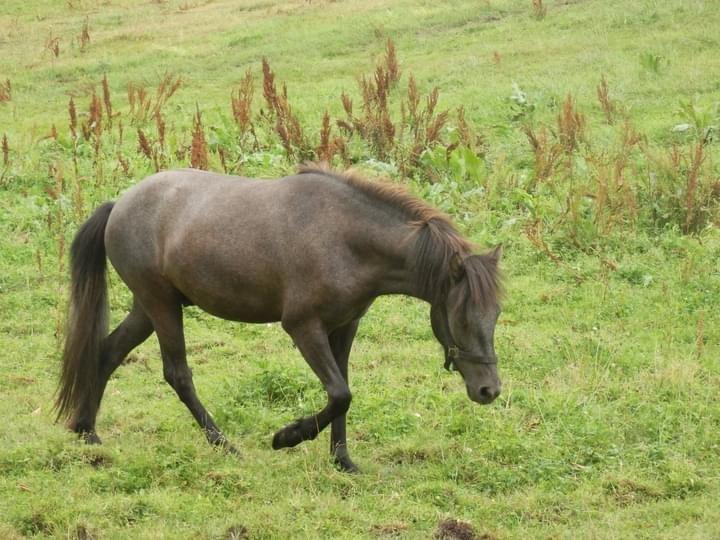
[{"x1": 430, "y1": 246, "x2": 502, "y2": 405}]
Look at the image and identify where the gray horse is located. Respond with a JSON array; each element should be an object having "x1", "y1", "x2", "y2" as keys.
[{"x1": 56, "y1": 164, "x2": 502, "y2": 472}]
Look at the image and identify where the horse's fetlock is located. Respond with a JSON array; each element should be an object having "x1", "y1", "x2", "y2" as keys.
[{"x1": 300, "y1": 418, "x2": 320, "y2": 440}]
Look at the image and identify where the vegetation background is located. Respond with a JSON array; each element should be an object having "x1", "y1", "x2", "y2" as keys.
[{"x1": 1, "y1": 0, "x2": 719, "y2": 538}]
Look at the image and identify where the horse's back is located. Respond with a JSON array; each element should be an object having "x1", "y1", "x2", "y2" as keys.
[
  {"x1": 104, "y1": 169, "x2": 365, "y2": 322},
  {"x1": 107, "y1": 168, "x2": 362, "y2": 251}
]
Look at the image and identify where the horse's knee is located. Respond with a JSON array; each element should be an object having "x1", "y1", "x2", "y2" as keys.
[{"x1": 330, "y1": 386, "x2": 352, "y2": 416}]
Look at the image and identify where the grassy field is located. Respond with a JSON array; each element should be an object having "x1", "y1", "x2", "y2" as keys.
[{"x1": 1, "y1": 0, "x2": 719, "y2": 538}]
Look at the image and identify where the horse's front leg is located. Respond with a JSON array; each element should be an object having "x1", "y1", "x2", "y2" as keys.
[
  {"x1": 329, "y1": 320, "x2": 360, "y2": 472},
  {"x1": 272, "y1": 319, "x2": 352, "y2": 450}
]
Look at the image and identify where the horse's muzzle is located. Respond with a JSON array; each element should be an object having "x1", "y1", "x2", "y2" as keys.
[{"x1": 467, "y1": 383, "x2": 501, "y2": 405}]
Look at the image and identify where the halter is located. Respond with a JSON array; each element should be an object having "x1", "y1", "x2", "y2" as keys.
[
  {"x1": 434, "y1": 290, "x2": 498, "y2": 372},
  {"x1": 444, "y1": 345, "x2": 498, "y2": 371}
]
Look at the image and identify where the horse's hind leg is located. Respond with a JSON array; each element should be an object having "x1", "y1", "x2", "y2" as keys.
[
  {"x1": 140, "y1": 295, "x2": 237, "y2": 454},
  {"x1": 71, "y1": 297, "x2": 153, "y2": 443},
  {"x1": 329, "y1": 320, "x2": 360, "y2": 473}
]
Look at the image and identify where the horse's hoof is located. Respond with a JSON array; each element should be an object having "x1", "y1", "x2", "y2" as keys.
[
  {"x1": 223, "y1": 443, "x2": 241, "y2": 457},
  {"x1": 206, "y1": 431, "x2": 240, "y2": 457},
  {"x1": 81, "y1": 431, "x2": 102, "y2": 445},
  {"x1": 333, "y1": 454, "x2": 360, "y2": 473},
  {"x1": 272, "y1": 419, "x2": 312, "y2": 449}
]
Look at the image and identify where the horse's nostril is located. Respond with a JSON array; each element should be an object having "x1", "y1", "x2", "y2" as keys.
[{"x1": 479, "y1": 386, "x2": 501, "y2": 401}]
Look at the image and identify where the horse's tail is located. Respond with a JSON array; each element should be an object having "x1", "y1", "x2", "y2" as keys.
[{"x1": 55, "y1": 202, "x2": 115, "y2": 422}]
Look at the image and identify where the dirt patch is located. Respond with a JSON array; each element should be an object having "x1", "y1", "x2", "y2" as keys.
[
  {"x1": 435, "y1": 519, "x2": 492, "y2": 540},
  {"x1": 435, "y1": 519, "x2": 500, "y2": 540}
]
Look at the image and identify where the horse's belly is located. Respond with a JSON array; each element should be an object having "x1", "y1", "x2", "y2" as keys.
[
  {"x1": 169, "y1": 262, "x2": 284, "y2": 323},
  {"x1": 183, "y1": 287, "x2": 282, "y2": 323}
]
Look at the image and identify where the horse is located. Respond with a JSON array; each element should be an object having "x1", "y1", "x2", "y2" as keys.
[{"x1": 55, "y1": 164, "x2": 502, "y2": 472}]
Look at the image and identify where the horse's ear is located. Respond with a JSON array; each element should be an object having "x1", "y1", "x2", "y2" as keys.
[
  {"x1": 487, "y1": 244, "x2": 503, "y2": 265},
  {"x1": 449, "y1": 252, "x2": 465, "y2": 282}
]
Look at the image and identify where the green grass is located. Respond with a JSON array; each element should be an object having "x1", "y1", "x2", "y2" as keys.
[{"x1": 1, "y1": 0, "x2": 720, "y2": 538}]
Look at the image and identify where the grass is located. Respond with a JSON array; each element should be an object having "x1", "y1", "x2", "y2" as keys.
[{"x1": 1, "y1": 0, "x2": 720, "y2": 538}]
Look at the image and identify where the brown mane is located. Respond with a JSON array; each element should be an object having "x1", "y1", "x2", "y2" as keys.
[{"x1": 298, "y1": 163, "x2": 501, "y2": 308}]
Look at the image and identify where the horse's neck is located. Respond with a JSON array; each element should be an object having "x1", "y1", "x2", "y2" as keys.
[{"x1": 360, "y1": 219, "x2": 432, "y2": 302}]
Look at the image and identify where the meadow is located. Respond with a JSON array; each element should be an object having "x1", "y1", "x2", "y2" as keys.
[{"x1": 1, "y1": 0, "x2": 719, "y2": 538}]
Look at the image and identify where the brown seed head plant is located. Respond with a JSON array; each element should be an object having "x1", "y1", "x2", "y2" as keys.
[
  {"x1": 87, "y1": 93, "x2": 103, "y2": 145},
  {"x1": 597, "y1": 75, "x2": 615, "y2": 124},
  {"x1": 68, "y1": 97, "x2": 79, "y2": 175},
  {"x1": 315, "y1": 110, "x2": 347, "y2": 164},
  {"x1": 411, "y1": 85, "x2": 450, "y2": 166},
  {"x1": 78, "y1": 17, "x2": 90, "y2": 51},
  {"x1": 383, "y1": 38, "x2": 401, "y2": 88},
  {"x1": 45, "y1": 33, "x2": 60, "y2": 58},
  {"x1": 643, "y1": 136, "x2": 718, "y2": 233},
  {"x1": 0, "y1": 79, "x2": 11, "y2": 102},
  {"x1": 117, "y1": 152, "x2": 131, "y2": 177},
  {"x1": 336, "y1": 39, "x2": 454, "y2": 171},
  {"x1": 557, "y1": 93, "x2": 585, "y2": 154},
  {"x1": 260, "y1": 59, "x2": 307, "y2": 158},
  {"x1": 127, "y1": 82, "x2": 150, "y2": 121},
  {"x1": 456, "y1": 106, "x2": 485, "y2": 153},
  {"x1": 137, "y1": 128, "x2": 159, "y2": 172},
  {"x1": 426, "y1": 87, "x2": 439, "y2": 118},
  {"x1": 117, "y1": 117, "x2": 124, "y2": 146},
  {"x1": 523, "y1": 124, "x2": 562, "y2": 184},
  {"x1": 612, "y1": 120, "x2": 642, "y2": 206},
  {"x1": 68, "y1": 97, "x2": 77, "y2": 138},
  {"x1": 218, "y1": 147, "x2": 229, "y2": 173},
  {"x1": 155, "y1": 73, "x2": 182, "y2": 114},
  {"x1": 316, "y1": 111, "x2": 333, "y2": 163},
  {"x1": 532, "y1": 0, "x2": 547, "y2": 20},
  {"x1": 127, "y1": 73, "x2": 182, "y2": 123},
  {"x1": 340, "y1": 92, "x2": 353, "y2": 118},
  {"x1": 155, "y1": 110, "x2": 166, "y2": 151},
  {"x1": 102, "y1": 74, "x2": 113, "y2": 129},
  {"x1": 231, "y1": 69, "x2": 256, "y2": 146},
  {"x1": 425, "y1": 110, "x2": 449, "y2": 147},
  {"x1": 261, "y1": 57, "x2": 278, "y2": 118},
  {"x1": 597, "y1": 119, "x2": 642, "y2": 229},
  {"x1": 2, "y1": 134, "x2": 8, "y2": 166},
  {"x1": 406, "y1": 74, "x2": 420, "y2": 127},
  {"x1": 684, "y1": 141, "x2": 706, "y2": 234},
  {"x1": 588, "y1": 152, "x2": 631, "y2": 237},
  {"x1": 190, "y1": 104, "x2": 209, "y2": 170},
  {"x1": 351, "y1": 49, "x2": 396, "y2": 160}
]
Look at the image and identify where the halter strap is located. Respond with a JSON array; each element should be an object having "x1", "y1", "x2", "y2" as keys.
[{"x1": 444, "y1": 345, "x2": 497, "y2": 371}]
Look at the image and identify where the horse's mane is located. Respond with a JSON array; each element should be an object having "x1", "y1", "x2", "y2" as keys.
[{"x1": 297, "y1": 163, "x2": 502, "y2": 309}]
